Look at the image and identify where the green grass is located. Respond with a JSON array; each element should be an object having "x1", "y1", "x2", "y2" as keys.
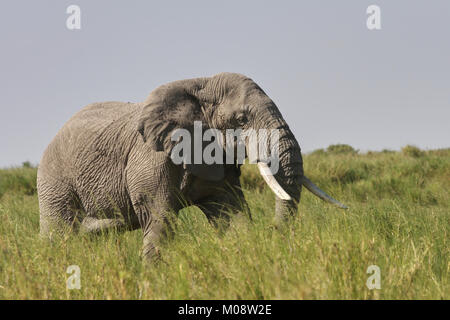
[{"x1": 0, "y1": 146, "x2": 448, "y2": 299}]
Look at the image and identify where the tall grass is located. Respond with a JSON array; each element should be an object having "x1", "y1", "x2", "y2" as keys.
[{"x1": 0, "y1": 147, "x2": 448, "y2": 299}]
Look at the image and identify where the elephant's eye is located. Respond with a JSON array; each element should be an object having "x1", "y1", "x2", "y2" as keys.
[{"x1": 236, "y1": 114, "x2": 248, "y2": 126}]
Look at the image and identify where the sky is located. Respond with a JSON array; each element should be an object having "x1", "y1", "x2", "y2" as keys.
[{"x1": 0, "y1": 1, "x2": 449, "y2": 167}]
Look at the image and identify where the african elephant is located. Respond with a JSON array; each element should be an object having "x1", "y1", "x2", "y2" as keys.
[{"x1": 37, "y1": 72, "x2": 346, "y2": 260}]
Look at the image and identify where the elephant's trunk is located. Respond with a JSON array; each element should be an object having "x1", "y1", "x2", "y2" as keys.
[
  {"x1": 253, "y1": 110, "x2": 303, "y2": 221},
  {"x1": 255, "y1": 106, "x2": 348, "y2": 221},
  {"x1": 272, "y1": 124, "x2": 303, "y2": 221}
]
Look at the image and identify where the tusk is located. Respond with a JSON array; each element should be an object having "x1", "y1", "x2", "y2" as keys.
[
  {"x1": 257, "y1": 162, "x2": 292, "y2": 200},
  {"x1": 302, "y1": 176, "x2": 348, "y2": 209}
]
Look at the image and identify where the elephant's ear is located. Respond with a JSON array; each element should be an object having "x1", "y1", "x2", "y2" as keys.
[
  {"x1": 137, "y1": 83, "x2": 224, "y2": 182},
  {"x1": 137, "y1": 86, "x2": 201, "y2": 152}
]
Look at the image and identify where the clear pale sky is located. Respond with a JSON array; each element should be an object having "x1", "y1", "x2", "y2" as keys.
[{"x1": 0, "y1": 1, "x2": 449, "y2": 167}]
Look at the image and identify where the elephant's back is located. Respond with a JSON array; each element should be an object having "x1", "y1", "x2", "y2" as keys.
[
  {"x1": 65, "y1": 101, "x2": 139, "y2": 134},
  {"x1": 38, "y1": 101, "x2": 142, "y2": 183}
]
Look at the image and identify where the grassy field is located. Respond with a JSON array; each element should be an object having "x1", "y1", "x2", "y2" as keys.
[{"x1": 0, "y1": 145, "x2": 448, "y2": 299}]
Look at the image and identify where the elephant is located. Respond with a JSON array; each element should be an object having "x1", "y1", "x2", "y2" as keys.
[{"x1": 37, "y1": 72, "x2": 347, "y2": 260}]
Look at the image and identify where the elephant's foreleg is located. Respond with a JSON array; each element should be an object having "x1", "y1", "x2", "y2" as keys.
[
  {"x1": 196, "y1": 165, "x2": 251, "y2": 230},
  {"x1": 196, "y1": 190, "x2": 249, "y2": 231},
  {"x1": 126, "y1": 152, "x2": 182, "y2": 262},
  {"x1": 133, "y1": 196, "x2": 177, "y2": 262},
  {"x1": 197, "y1": 198, "x2": 233, "y2": 231}
]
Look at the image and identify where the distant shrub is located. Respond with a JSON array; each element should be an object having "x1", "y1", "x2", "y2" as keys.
[
  {"x1": 326, "y1": 144, "x2": 358, "y2": 155},
  {"x1": 402, "y1": 145, "x2": 424, "y2": 158},
  {"x1": 310, "y1": 148, "x2": 326, "y2": 156},
  {"x1": 22, "y1": 161, "x2": 33, "y2": 168},
  {"x1": 427, "y1": 148, "x2": 450, "y2": 157},
  {"x1": 0, "y1": 168, "x2": 37, "y2": 198}
]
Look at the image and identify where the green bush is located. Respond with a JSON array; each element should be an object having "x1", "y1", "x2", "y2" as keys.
[
  {"x1": 326, "y1": 144, "x2": 358, "y2": 155},
  {"x1": 22, "y1": 161, "x2": 33, "y2": 168},
  {"x1": 0, "y1": 167, "x2": 37, "y2": 198},
  {"x1": 402, "y1": 145, "x2": 424, "y2": 158},
  {"x1": 310, "y1": 148, "x2": 326, "y2": 156}
]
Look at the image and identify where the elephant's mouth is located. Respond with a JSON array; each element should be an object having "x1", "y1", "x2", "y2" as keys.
[{"x1": 257, "y1": 162, "x2": 348, "y2": 209}]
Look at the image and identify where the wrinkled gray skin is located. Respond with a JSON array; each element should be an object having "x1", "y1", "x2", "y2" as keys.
[{"x1": 38, "y1": 73, "x2": 304, "y2": 260}]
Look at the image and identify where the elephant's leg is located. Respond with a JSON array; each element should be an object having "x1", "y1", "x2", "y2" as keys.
[
  {"x1": 127, "y1": 152, "x2": 182, "y2": 262},
  {"x1": 196, "y1": 197, "x2": 233, "y2": 230},
  {"x1": 38, "y1": 178, "x2": 80, "y2": 238},
  {"x1": 132, "y1": 193, "x2": 180, "y2": 261},
  {"x1": 79, "y1": 200, "x2": 141, "y2": 235},
  {"x1": 79, "y1": 216, "x2": 128, "y2": 235},
  {"x1": 196, "y1": 187, "x2": 249, "y2": 231},
  {"x1": 196, "y1": 165, "x2": 250, "y2": 230}
]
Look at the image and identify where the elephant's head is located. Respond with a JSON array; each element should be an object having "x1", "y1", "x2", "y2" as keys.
[{"x1": 137, "y1": 73, "x2": 347, "y2": 221}]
